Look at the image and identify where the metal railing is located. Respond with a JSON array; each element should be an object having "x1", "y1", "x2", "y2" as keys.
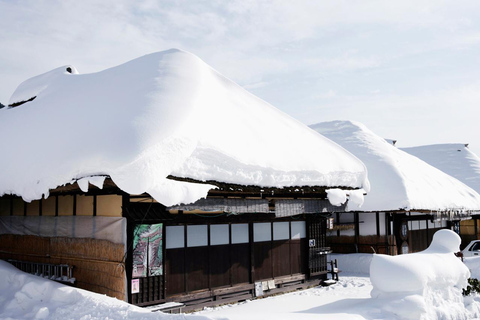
[{"x1": 8, "y1": 259, "x2": 75, "y2": 284}]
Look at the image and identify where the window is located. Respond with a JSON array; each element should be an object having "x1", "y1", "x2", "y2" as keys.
[
  {"x1": 210, "y1": 224, "x2": 229, "y2": 245},
  {"x1": 291, "y1": 221, "x2": 306, "y2": 239},
  {"x1": 254, "y1": 223, "x2": 271, "y2": 242},
  {"x1": 232, "y1": 224, "x2": 249, "y2": 244},
  {"x1": 273, "y1": 222, "x2": 289, "y2": 240},
  {"x1": 187, "y1": 225, "x2": 208, "y2": 247},
  {"x1": 166, "y1": 226, "x2": 184, "y2": 249}
]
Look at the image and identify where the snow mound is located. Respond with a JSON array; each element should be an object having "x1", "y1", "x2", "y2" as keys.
[
  {"x1": 370, "y1": 229, "x2": 472, "y2": 319},
  {"x1": 1, "y1": 49, "x2": 368, "y2": 206},
  {"x1": 311, "y1": 121, "x2": 480, "y2": 212},
  {"x1": 0, "y1": 260, "x2": 210, "y2": 320}
]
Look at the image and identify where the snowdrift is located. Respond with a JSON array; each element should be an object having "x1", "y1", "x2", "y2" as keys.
[
  {"x1": 0, "y1": 49, "x2": 368, "y2": 206},
  {"x1": 311, "y1": 121, "x2": 480, "y2": 212},
  {"x1": 370, "y1": 229, "x2": 473, "y2": 319},
  {"x1": 0, "y1": 260, "x2": 210, "y2": 320}
]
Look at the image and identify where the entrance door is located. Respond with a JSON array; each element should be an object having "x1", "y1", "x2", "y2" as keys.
[{"x1": 307, "y1": 216, "x2": 328, "y2": 276}]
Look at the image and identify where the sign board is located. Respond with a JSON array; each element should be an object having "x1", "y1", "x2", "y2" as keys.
[
  {"x1": 254, "y1": 282, "x2": 263, "y2": 297},
  {"x1": 309, "y1": 239, "x2": 316, "y2": 248},
  {"x1": 131, "y1": 279, "x2": 140, "y2": 294},
  {"x1": 132, "y1": 223, "x2": 163, "y2": 278},
  {"x1": 327, "y1": 217, "x2": 334, "y2": 230}
]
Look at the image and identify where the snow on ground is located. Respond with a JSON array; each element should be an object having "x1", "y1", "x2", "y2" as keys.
[
  {"x1": 0, "y1": 49, "x2": 368, "y2": 206},
  {"x1": 311, "y1": 120, "x2": 480, "y2": 212},
  {"x1": 3, "y1": 230, "x2": 480, "y2": 320},
  {"x1": 196, "y1": 276, "x2": 373, "y2": 320},
  {"x1": 0, "y1": 260, "x2": 210, "y2": 320},
  {"x1": 198, "y1": 230, "x2": 480, "y2": 320}
]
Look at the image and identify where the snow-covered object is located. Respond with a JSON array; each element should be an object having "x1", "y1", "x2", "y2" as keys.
[
  {"x1": 464, "y1": 256, "x2": 480, "y2": 279},
  {"x1": 370, "y1": 229, "x2": 470, "y2": 319},
  {"x1": 326, "y1": 188, "x2": 347, "y2": 206},
  {"x1": 0, "y1": 49, "x2": 369, "y2": 206},
  {"x1": 402, "y1": 143, "x2": 480, "y2": 195},
  {"x1": 325, "y1": 188, "x2": 365, "y2": 209},
  {"x1": 311, "y1": 121, "x2": 480, "y2": 212},
  {"x1": 0, "y1": 260, "x2": 210, "y2": 320},
  {"x1": 347, "y1": 189, "x2": 365, "y2": 209}
]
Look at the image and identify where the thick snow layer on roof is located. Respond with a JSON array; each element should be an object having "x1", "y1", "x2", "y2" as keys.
[
  {"x1": 370, "y1": 229, "x2": 470, "y2": 319},
  {"x1": 311, "y1": 120, "x2": 480, "y2": 211},
  {"x1": 0, "y1": 49, "x2": 368, "y2": 205},
  {"x1": 402, "y1": 144, "x2": 480, "y2": 194}
]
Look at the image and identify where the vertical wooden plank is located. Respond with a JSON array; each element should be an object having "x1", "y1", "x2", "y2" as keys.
[
  {"x1": 93, "y1": 195, "x2": 97, "y2": 217},
  {"x1": 289, "y1": 221, "x2": 292, "y2": 276},
  {"x1": 210, "y1": 245, "x2": 231, "y2": 287},
  {"x1": 249, "y1": 221, "x2": 255, "y2": 283},
  {"x1": 185, "y1": 246, "x2": 209, "y2": 292},
  {"x1": 162, "y1": 223, "x2": 166, "y2": 300},
  {"x1": 231, "y1": 244, "x2": 250, "y2": 284},
  {"x1": 272, "y1": 240, "x2": 290, "y2": 277},
  {"x1": 165, "y1": 248, "x2": 186, "y2": 296},
  {"x1": 55, "y1": 195, "x2": 59, "y2": 216}
]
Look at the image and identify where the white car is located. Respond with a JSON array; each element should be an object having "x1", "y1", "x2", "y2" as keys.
[{"x1": 462, "y1": 240, "x2": 480, "y2": 257}]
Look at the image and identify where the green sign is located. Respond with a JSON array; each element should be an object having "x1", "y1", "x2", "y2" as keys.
[{"x1": 132, "y1": 223, "x2": 163, "y2": 278}]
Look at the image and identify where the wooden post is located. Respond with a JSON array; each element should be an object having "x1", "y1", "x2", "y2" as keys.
[{"x1": 475, "y1": 218, "x2": 479, "y2": 240}]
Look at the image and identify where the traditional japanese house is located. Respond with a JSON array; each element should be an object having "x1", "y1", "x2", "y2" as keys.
[
  {"x1": 310, "y1": 121, "x2": 480, "y2": 255},
  {"x1": 0, "y1": 49, "x2": 369, "y2": 311},
  {"x1": 402, "y1": 143, "x2": 480, "y2": 247}
]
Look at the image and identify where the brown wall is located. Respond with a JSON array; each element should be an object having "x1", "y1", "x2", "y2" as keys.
[
  {"x1": 327, "y1": 235, "x2": 395, "y2": 255},
  {"x1": 0, "y1": 234, "x2": 126, "y2": 300}
]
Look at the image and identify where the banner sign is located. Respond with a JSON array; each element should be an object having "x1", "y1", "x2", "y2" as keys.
[{"x1": 132, "y1": 223, "x2": 163, "y2": 278}]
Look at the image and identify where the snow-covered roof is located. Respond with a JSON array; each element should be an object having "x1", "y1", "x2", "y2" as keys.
[
  {"x1": 310, "y1": 120, "x2": 480, "y2": 212},
  {"x1": 402, "y1": 144, "x2": 480, "y2": 195},
  {"x1": 0, "y1": 49, "x2": 369, "y2": 206}
]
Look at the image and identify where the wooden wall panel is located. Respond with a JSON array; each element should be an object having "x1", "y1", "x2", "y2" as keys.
[
  {"x1": 185, "y1": 247, "x2": 209, "y2": 292},
  {"x1": 253, "y1": 242, "x2": 273, "y2": 281},
  {"x1": 231, "y1": 244, "x2": 250, "y2": 284},
  {"x1": 290, "y1": 239, "x2": 306, "y2": 274},
  {"x1": 209, "y1": 245, "x2": 230, "y2": 288},
  {"x1": 272, "y1": 240, "x2": 290, "y2": 277},
  {"x1": 165, "y1": 248, "x2": 185, "y2": 296},
  {"x1": 0, "y1": 234, "x2": 125, "y2": 300}
]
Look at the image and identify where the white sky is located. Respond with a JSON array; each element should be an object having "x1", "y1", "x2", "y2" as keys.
[{"x1": 1, "y1": 0, "x2": 480, "y2": 155}]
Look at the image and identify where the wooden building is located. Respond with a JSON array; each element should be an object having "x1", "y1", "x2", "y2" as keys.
[
  {"x1": 402, "y1": 143, "x2": 480, "y2": 248},
  {"x1": 0, "y1": 50, "x2": 370, "y2": 311},
  {"x1": 328, "y1": 209, "x2": 467, "y2": 255},
  {"x1": 0, "y1": 177, "x2": 349, "y2": 311},
  {"x1": 311, "y1": 121, "x2": 480, "y2": 255}
]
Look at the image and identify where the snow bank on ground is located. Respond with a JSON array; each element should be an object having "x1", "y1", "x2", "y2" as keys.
[
  {"x1": 4, "y1": 248, "x2": 480, "y2": 320},
  {"x1": 197, "y1": 276, "x2": 374, "y2": 320},
  {"x1": 370, "y1": 229, "x2": 475, "y2": 319},
  {"x1": 0, "y1": 49, "x2": 368, "y2": 206},
  {"x1": 0, "y1": 260, "x2": 210, "y2": 320},
  {"x1": 311, "y1": 121, "x2": 480, "y2": 212}
]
